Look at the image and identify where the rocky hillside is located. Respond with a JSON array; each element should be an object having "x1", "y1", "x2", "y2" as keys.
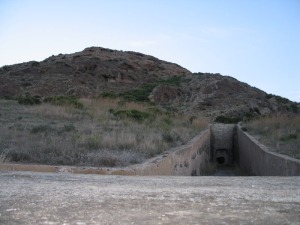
[
  {"x1": 0, "y1": 47, "x2": 190, "y2": 97},
  {"x1": 150, "y1": 73, "x2": 299, "y2": 118},
  {"x1": 0, "y1": 47, "x2": 299, "y2": 119}
]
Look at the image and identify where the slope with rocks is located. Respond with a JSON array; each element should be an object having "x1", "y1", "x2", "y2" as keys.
[
  {"x1": 150, "y1": 72, "x2": 300, "y2": 118},
  {"x1": 0, "y1": 47, "x2": 298, "y2": 119},
  {"x1": 0, "y1": 47, "x2": 190, "y2": 98}
]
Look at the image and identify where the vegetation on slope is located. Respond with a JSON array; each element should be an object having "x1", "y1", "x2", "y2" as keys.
[
  {"x1": 101, "y1": 76, "x2": 184, "y2": 102},
  {"x1": 242, "y1": 114, "x2": 300, "y2": 159},
  {"x1": 0, "y1": 98, "x2": 208, "y2": 166}
]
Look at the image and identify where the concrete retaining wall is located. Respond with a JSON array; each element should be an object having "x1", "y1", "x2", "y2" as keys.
[
  {"x1": 133, "y1": 129, "x2": 211, "y2": 176},
  {"x1": 237, "y1": 125, "x2": 300, "y2": 176},
  {"x1": 0, "y1": 129, "x2": 211, "y2": 176},
  {"x1": 3, "y1": 126, "x2": 299, "y2": 176}
]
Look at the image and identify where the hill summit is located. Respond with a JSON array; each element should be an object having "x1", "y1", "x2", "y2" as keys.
[{"x1": 0, "y1": 46, "x2": 298, "y2": 119}]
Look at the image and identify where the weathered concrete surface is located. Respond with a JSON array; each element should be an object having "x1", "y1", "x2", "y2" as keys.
[
  {"x1": 1, "y1": 171, "x2": 299, "y2": 225},
  {"x1": 0, "y1": 130, "x2": 211, "y2": 176},
  {"x1": 210, "y1": 124, "x2": 236, "y2": 165},
  {"x1": 237, "y1": 125, "x2": 300, "y2": 176},
  {"x1": 136, "y1": 129, "x2": 211, "y2": 176}
]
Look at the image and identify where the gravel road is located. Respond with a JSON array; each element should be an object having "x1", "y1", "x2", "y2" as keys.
[{"x1": 0, "y1": 171, "x2": 299, "y2": 225}]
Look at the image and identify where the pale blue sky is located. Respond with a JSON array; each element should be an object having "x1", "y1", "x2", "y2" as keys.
[{"x1": 0, "y1": 0, "x2": 299, "y2": 102}]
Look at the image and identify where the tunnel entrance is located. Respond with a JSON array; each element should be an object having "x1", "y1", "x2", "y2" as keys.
[
  {"x1": 217, "y1": 156, "x2": 225, "y2": 165},
  {"x1": 215, "y1": 149, "x2": 229, "y2": 165},
  {"x1": 209, "y1": 124, "x2": 244, "y2": 176}
]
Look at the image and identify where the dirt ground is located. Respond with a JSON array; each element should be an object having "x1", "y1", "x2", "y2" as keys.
[{"x1": 0, "y1": 171, "x2": 299, "y2": 225}]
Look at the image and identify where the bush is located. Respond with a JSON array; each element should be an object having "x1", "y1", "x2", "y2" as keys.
[
  {"x1": 158, "y1": 76, "x2": 182, "y2": 86},
  {"x1": 120, "y1": 84, "x2": 156, "y2": 102},
  {"x1": 18, "y1": 96, "x2": 42, "y2": 105},
  {"x1": 162, "y1": 133, "x2": 174, "y2": 143},
  {"x1": 31, "y1": 124, "x2": 53, "y2": 134},
  {"x1": 118, "y1": 76, "x2": 183, "y2": 102},
  {"x1": 280, "y1": 134, "x2": 297, "y2": 142},
  {"x1": 215, "y1": 115, "x2": 241, "y2": 124},
  {"x1": 241, "y1": 127, "x2": 248, "y2": 132},
  {"x1": 100, "y1": 91, "x2": 118, "y2": 99},
  {"x1": 289, "y1": 104, "x2": 299, "y2": 113},
  {"x1": 266, "y1": 93, "x2": 289, "y2": 104},
  {"x1": 112, "y1": 109, "x2": 154, "y2": 121},
  {"x1": 31, "y1": 61, "x2": 40, "y2": 67},
  {"x1": 64, "y1": 124, "x2": 76, "y2": 132},
  {"x1": 6, "y1": 151, "x2": 31, "y2": 162},
  {"x1": 44, "y1": 96, "x2": 83, "y2": 109}
]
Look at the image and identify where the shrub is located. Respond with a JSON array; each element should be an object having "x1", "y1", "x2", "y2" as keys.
[
  {"x1": 6, "y1": 151, "x2": 31, "y2": 162},
  {"x1": 215, "y1": 115, "x2": 241, "y2": 124},
  {"x1": 0, "y1": 153, "x2": 7, "y2": 163},
  {"x1": 241, "y1": 127, "x2": 248, "y2": 132},
  {"x1": 18, "y1": 96, "x2": 42, "y2": 105},
  {"x1": 64, "y1": 124, "x2": 76, "y2": 132},
  {"x1": 158, "y1": 76, "x2": 182, "y2": 86},
  {"x1": 147, "y1": 107, "x2": 164, "y2": 115},
  {"x1": 265, "y1": 93, "x2": 274, "y2": 99},
  {"x1": 85, "y1": 136, "x2": 101, "y2": 149},
  {"x1": 31, "y1": 124, "x2": 53, "y2": 134},
  {"x1": 289, "y1": 104, "x2": 299, "y2": 113},
  {"x1": 266, "y1": 93, "x2": 289, "y2": 104},
  {"x1": 118, "y1": 76, "x2": 183, "y2": 102},
  {"x1": 120, "y1": 84, "x2": 156, "y2": 102},
  {"x1": 162, "y1": 132, "x2": 174, "y2": 143},
  {"x1": 112, "y1": 109, "x2": 154, "y2": 121},
  {"x1": 189, "y1": 116, "x2": 197, "y2": 124},
  {"x1": 162, "y1": 117, "x2": 173, "y2": 126},
  {"x1": 44, "y1": 96, "x2": 83, "y2": 109},
  {"x1": 31, "y1": 61, "x2": 40, "y2": 67},
  {"x1": 280, "y1": 134, "x2": 297, "y2": 142},
  {"x1": 100, "y1": 91, "x2": 118, "y2": 99}
]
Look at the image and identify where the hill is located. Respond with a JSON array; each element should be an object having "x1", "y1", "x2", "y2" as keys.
[
  {"x1": 0, "y1": 47, "x2": 190, "y2": 98},
  {"x1": 0, "y1": 47, "x2": 299, "y2": 166},
  {"x1": 0, "y1": 46, "x2": 298, "y2": 119}
]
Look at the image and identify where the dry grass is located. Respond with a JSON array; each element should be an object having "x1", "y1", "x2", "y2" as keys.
[
  {"x1": 0, "y1": 98, "x2": 209, "y2": 167},
  {"x1": 243, "y1": 114, "x2": 300, "y2": 159},
  {"x1": 0, "y1": 153, "x2": 7, "y2": 163}
]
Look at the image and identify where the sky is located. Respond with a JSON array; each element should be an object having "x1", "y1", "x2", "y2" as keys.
[{"x1": 0, "y1": 0, "x2": 299, "y2": 102}]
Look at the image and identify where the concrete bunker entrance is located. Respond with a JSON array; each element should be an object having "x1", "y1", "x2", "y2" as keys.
[
  {"x1": 215, "y1": 149, "x2": 229, "y2": 165},
  {"x1": 209, "y1": 124, "x2": 241, "y2": 175}
]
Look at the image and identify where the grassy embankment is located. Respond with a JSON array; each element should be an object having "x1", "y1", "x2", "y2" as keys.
[
  {"x1": 243, "y1": 114, "x2": 300, "y2": 159},
  {"x1": 0, "y1": 96, "x2": 208, "y2": 167}
]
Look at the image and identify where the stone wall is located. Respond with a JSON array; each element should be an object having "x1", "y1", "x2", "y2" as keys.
[{"x1": 237, "y1": 125, "x2": 300, "y2": 176}]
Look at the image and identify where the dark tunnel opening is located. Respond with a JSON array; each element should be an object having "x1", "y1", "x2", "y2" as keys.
[{"x1": 216, "y1": 156, "x2": 225, "y2": 165}]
